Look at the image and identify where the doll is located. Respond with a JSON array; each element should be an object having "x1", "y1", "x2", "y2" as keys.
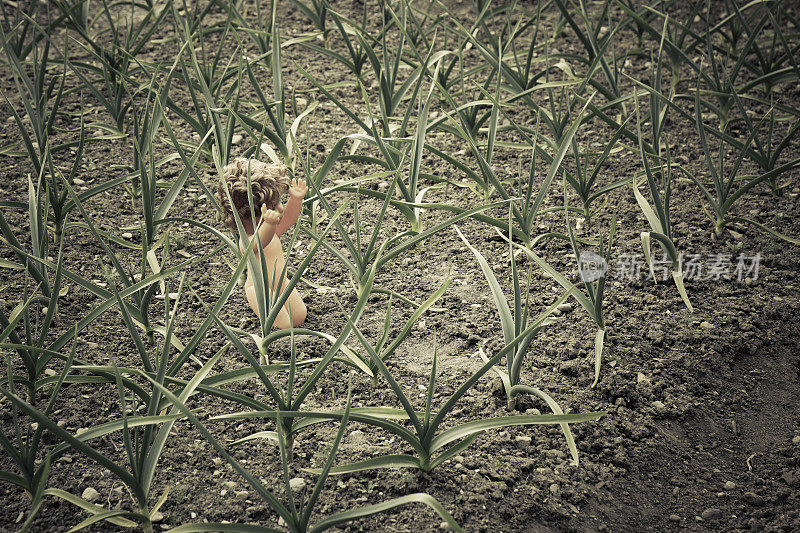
[{"x1": 217, "y1": 157, "x2": 308, "y2": 329}]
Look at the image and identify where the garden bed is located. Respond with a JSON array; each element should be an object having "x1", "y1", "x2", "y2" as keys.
[{"x1": 1, "y1": 0, "x2": 799, "y2": 531}]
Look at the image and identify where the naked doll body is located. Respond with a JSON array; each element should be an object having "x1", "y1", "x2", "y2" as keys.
[{"x1": 239, "y1": 182, "x2": 307, "y2": 329}]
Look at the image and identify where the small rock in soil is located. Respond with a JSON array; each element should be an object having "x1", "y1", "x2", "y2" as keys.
[
  {"x1": 724, "y1": 480, "x2": 736, "y2": 490},
  {"x1": 556, "y1": 303, "x2": 573, "y2": 314},
  {"x1": 636, "y1": 372, "x2": 651, "y2": 385},
  {"x1": 82, "y1": 487, "x2": 100, "y2": 502},
  {"x1": 701, "y1": 508, "x2": 723, "y2": 521},
  {"x1": 515, "y1": 436, "x2": 531, "y2": 449},
  {"x1": 669, "y1": 514, "x2": 681, "y2": 522},
  {"x1": 439, "y1": 522, "x2": 454, "y2": 531},
  {"x1": 289, "y1": 478, "x2": 306, "y2": 492},
  {"x1": 700, "y1": 321, "x2": 714, "y2": 329},
  {"x1": 151, "y1": 511, "x2": 164, "y2": 523},
  {"x1": 348, "y1": 429, "x2": 367, "y2": 444},
  {"x1": 743, "y1": 492, "x2": 764, "y2": 506},
  {"x1": 559, "y1": 359, "x2": 581, "y2": 376}
]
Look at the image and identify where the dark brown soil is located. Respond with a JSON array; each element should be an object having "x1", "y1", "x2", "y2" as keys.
[{"x1": 1, "y1": 1, "x2": 799, "y2": 532}]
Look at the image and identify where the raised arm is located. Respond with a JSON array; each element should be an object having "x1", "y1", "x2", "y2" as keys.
[
  {"x1": 240, "y1": 205, "x2": 280, "y2": 255},
  {"x1": 276, "y1": 178, "x2": 307, "y2": 236}
]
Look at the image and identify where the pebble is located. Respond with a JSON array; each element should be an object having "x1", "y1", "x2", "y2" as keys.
[
  {"x1": 82, "y1": 487, "x2": 100, "y2": 502},
  {"x1": 231, "y1": 134, "x2": 243, "y2": 145},
  {"x1": 651, "y1": 400, "x2": 666, "y2": 410},
  {"x1": 73, "y1": 178, "x2": 85, "y2": 185},
  {"x1": 377, "y1": 181, "x2": 389, "y2": 192},
  {"x1": 514, "y1": 436, "x2": 532, "y2": 449},
  {"x1": 440, "y1": 522, "x2": 454, "y2": 531},
  {"x1": 559, "y1": 359, "x2": 581, "y2": 376},
  {"x1": 556, "y1": 303, "x2": 573, "y2": 314},
  {"x1": 701, "y1": 508, "x2": 722, "y2": 521},
  {"x1": 723, "y1": 481, "x2": 736, "y2": 490},
  {"x1": 700, "y1": 321, "x2": 714, "y2": 329},
  {"x1": 636, "y1": 372, "x2": 651, "y2": 385},
  {"x1": 121, "y1": 232, "x2": 134, "y2": 239},
  {"x1": 792, "y1": 435, "x2": 800, "y2": 445},
  {"x1": 44, "y1": 368, "x2": 57, "y2": 377},
  {"x1": 549, "y1": 483, "x2": 560, "y2": 495},
  {"x1": 289, "y1": 477, "x2": 306, "y2": 492},
  {"x1": 235, "y1": 490, "x2": 249, "y2": 500},
  {"x1": 151, "y1": 511, "x2": 164, "y2": 523},
  {"x1": 669, "y1": 514, "x2": 681, "y2": 522},
  {"x1": 743, "y1": 492, "x2": 764, "y2": 506}
]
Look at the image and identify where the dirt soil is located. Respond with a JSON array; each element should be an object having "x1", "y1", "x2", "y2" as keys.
[{"x1": 1, "y1": 1, "x2": 800, "y2": 532}]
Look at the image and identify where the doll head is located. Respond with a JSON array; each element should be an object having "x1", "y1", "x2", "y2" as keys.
[{"x1": 217, "y1": 157, "x2": 290, "y2": 228}]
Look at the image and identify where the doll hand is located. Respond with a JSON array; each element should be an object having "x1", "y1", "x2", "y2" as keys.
[
  {"x1": 289, "y1": 178, "x2": 308, "y2": 199},
  {"x1": 260, "y1": 205, "x2": 281, "y2": 226}
]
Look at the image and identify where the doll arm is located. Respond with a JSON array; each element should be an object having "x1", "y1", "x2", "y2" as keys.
[
  {"x1": 276, "y1": 178, "x2": 307, "y2": 236},
  {"x1": 241, "y1": 205, "x2": 280, "y2": 255}
]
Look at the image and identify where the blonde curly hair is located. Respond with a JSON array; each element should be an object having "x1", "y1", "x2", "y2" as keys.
[{"x1": 217, "y1": 157, "x2": 290, "y2": 228}]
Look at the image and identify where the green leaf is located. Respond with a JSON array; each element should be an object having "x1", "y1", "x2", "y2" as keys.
[
  {"x1": 42, "y1": 489, "x2": 137, "y2": 528},
  {"x1": 430, "y1": 411, "x2": 604, "y2": 453},
  {"x1": 455, "y1": 226, "x2": 514, "y2": 347},
  {"x1": 310, "y1": 493, "x2": 463, "y2": 533}
]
